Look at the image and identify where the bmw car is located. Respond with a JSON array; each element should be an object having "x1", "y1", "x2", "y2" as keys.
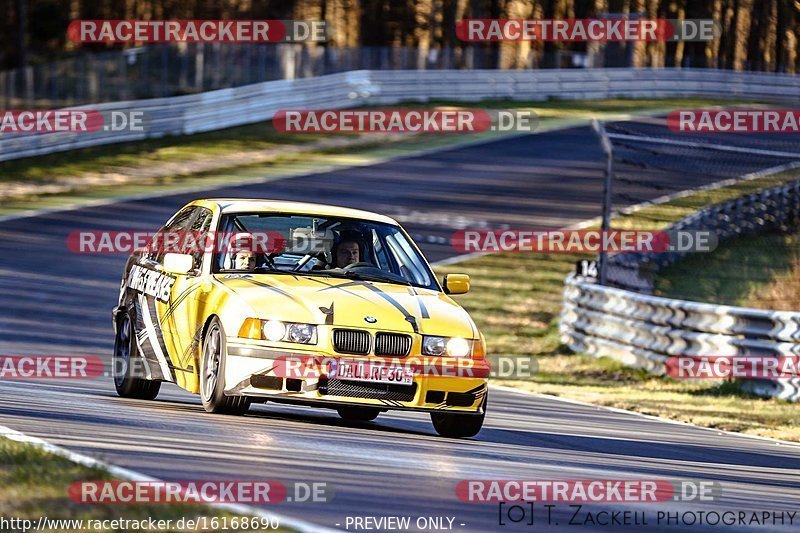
[{"x1": 112, "y1": 199, "x2": 488, "y2": 437}]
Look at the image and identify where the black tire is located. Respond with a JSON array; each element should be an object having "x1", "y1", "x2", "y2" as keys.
[
  {"x1": 337, "y1": 406, "x2": 381, "y2": 422},
  {"x1": 113, "y1": 310, "x2": 161, "y2": 400},
  {"x1": 431, "y1": 394, "x2": 487, "y2": 438},
  {"x1": 200, "y1": 317, "x2": 250, "y2": 415}
]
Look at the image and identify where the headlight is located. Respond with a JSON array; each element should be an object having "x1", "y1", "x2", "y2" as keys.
[
  {"x1": 422, "y1": 336, "x2": 447, "y2": 356},
  {"x1": 446, "y1": 337, "x2": 471, "y2": 358},
  {"x1": 422, "y1": 336, "x2": 472, "y2": 357},
  {"x1": 262, "y1": 320, "x2": 286, "y2": 342},
  {"x1": 287, "y1": 323, "x2": 315, "y2": 344},
  {"x1": 259, "y1": 320, "x2": 317, "y2": 344}
]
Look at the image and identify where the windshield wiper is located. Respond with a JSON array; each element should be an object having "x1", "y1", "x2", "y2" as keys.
[{"x1": 252, "y1": 265, "x2": 281, "y2": 273}]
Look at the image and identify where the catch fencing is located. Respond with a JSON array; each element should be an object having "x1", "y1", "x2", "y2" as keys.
[
  {"x1": 561, "y1": 175, "x2": 800, "y2": 401},
  {"x1": 2, "y1": 68, "x2": 800, "y2": 162}
]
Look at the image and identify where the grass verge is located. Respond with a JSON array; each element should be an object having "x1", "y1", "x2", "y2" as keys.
[
  {"x1": 656, "y1": 232, "x2": 800, "y2": 310},
  {"x1": 434, "y1": 168, "x2": 800, "y2": 442},
  {"x1": 0, "y1": 437, "x2": 292, "y2": 532}
]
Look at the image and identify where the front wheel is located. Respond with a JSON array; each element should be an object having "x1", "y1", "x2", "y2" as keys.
[
  {"x1": 113, "y1": 310, "x2": 160, "y2": 400},
  {"x1": 200, "y1": 318, "x2": 250, "y2": 415},
  {"x1": 431, "y1": 395, "x2": 486, "y2": 438}
]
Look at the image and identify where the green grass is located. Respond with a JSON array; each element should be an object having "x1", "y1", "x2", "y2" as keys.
[
  {"x1": 655, "y1": 232, "x2": 800, "y2": 309},
  {"x1": 434, "y1": 169, "x2": 800, "y2": 442},
  {"x1": 0, "y1": 437, "x2": 292, "y2": 532}
]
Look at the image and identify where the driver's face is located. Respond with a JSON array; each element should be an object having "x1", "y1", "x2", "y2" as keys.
[
  {"x1": 235, "y1": 252, "x2": 256, "y2": 271},
  {"x1": 336, "y1": 241, "x2": 360, "y2": 268}
]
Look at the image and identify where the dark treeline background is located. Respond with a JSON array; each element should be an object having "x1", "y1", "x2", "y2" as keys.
[{"x1": 2, "y1": 0, "x2": 798, "y2": 72}]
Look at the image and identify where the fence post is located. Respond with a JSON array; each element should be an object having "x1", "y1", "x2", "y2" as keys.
[{"x1": 592, "y1": 118, "x2": 614, "y2": 286}]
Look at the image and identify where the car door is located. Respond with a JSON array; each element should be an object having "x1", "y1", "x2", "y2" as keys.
[
  {"x1": 161, "y1": 206, "x2": 214, "y2": 391},
  {"x1": 131, "y1": 206, "x2": 197, "y2": 384}
]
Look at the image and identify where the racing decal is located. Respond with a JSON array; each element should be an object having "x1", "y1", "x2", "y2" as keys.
[
  {"x1": 178, "y1": 327, "x2": 202, "y2": 371},
  {"x1": 465, "y1": 383, "x2": 488, "y2": 400},
  {"x1": 158, "y1": 283, "x2": 200, "y2": 325},
  {"x1": 408, "y1": 286, "x2": 430, "y2": 319},
  {"x1": 318, "y1": 303, "x2": 335, "y2": 325},
  {"x1": 137, "y1": 293, "x2": 175, "y2": 381},
  {"x1": 312, "y1": 278, "x2": 371, "y2": 301},
  {"x1": 238, "y1": 277, "x2": 302, "y2": 304},
  {"x1": 320, "y1": 279, "x2": 420, "y2": 330},
  {"x1": 127, "y1": 264, "x2": 175, "y2": 303}
]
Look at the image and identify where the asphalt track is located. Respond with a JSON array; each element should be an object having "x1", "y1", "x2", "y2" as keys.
[{"x1": 1, "y1": 125, "x2": 800, "y2": 532}]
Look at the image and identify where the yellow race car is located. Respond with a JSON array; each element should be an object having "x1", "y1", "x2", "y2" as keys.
[{"x1": 112, "y1": 199, "x2": 488, "y2": 437}]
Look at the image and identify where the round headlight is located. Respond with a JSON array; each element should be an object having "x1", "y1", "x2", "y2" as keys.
[
  {"x1": 446, "y1": 337, "x2": 471, "y2": 358},
  {"x1": 288, "y1": 323, "x2": 315, "y2": 344},
  {"x1": 262, "y1": 320, "x2": 286, "y2": 342},
  {"x1": 423, "y1": 336, "x2": 447, "y2": 356}
]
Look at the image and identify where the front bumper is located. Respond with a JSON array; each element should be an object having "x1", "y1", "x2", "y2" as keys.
[{"x1": 224, "y1": 339, "x2": 488, "y2": 414}]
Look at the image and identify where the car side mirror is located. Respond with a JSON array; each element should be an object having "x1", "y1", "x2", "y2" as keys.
[
  {"x1": 443, "y1": 274, "x2": 470, "y2": 295},
  {"x1": 163, "y1": 253, "x2": 194, "y2": 275}
]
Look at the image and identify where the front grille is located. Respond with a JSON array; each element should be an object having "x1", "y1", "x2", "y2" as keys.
[
  {"x1": 319, "y1": 378, "x2": 417, "y2": 402},
  {"x1": 332, "y1": 329, "x2": 371, "y2": 355},
  {"x1": 374, "y1": 332, "x2": 412, "y2": 357}
]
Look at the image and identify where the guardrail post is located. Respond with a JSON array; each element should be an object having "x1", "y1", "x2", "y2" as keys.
[{"x1": 592, "y1": 118, "x2": 614, "y2": 285}]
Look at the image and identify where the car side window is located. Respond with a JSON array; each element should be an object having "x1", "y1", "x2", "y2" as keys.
[
  {"x1": 189, "y1": 208, "x2": 213, "y2": 271},
  {"x1": 150, "y1": 207, "x2": 197, "y2": 265}
]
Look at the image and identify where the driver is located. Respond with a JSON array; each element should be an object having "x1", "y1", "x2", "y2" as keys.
[
  {"x1": 235, "y1": 250, "x2": 256, "y2": 271},
  {"x1": 335, "y1": 239, "x2": 360, "y2": 268},
  {"x1": 230, "y1": 232, "x2": 257, "y2": 271}
]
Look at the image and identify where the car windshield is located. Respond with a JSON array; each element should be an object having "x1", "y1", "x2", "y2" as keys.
[{"x1": 213, "y1": 212, "x2": 439, "y2": 290}]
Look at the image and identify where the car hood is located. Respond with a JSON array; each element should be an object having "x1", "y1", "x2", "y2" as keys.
[{"x1": 214, "y1": 273, "x2": 476, "y2": 337}]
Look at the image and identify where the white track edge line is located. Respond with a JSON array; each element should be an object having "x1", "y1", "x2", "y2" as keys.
[{"x1": 0, "y1": 424, "x2": 341, "y2": 533}]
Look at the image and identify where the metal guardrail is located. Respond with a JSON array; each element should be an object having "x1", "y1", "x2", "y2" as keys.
[
  {"x1": 1, "y1": 67, "x2": 800, "y2": 163},
  {"x1": 561, "y1": 178, "x2": 800, "y2": 401}
]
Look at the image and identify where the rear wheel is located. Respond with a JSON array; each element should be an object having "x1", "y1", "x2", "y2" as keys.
[
  {"x1": 337, "y1": 407, "x2": 381, "y2": 422},
  {"x1": 200, "y1": 318, "x2": 250, "y2": 415},
  {"x1": 113, "y1": 310, "x2": 160, "y2": 400},
  {"x1": 431, "y1": 394, "x2": 487, "y2": 438}
]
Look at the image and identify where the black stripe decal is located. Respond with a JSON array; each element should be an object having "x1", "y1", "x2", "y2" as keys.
[
  {"x1": 317, "y1": 280, "x2": 372, "y2": 301},
  {"x1": 240, "y1": 278, "x2": 303, "y2": 304},
  {"x1": 160, "y1": 284, "x2": 201, "y2": 324}
]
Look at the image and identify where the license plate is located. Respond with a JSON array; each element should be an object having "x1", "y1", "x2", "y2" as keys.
[{"x1": 333, "y1": 359, "x2": 413, "y2": 385}]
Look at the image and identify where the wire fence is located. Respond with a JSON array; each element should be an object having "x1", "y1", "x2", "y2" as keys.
[
  {"x1": 0, "y1": 44, "x2": 520, "y2": 108},
  {"x1": 591, "y1": 116, "x2": 800, "y2": 308}
]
